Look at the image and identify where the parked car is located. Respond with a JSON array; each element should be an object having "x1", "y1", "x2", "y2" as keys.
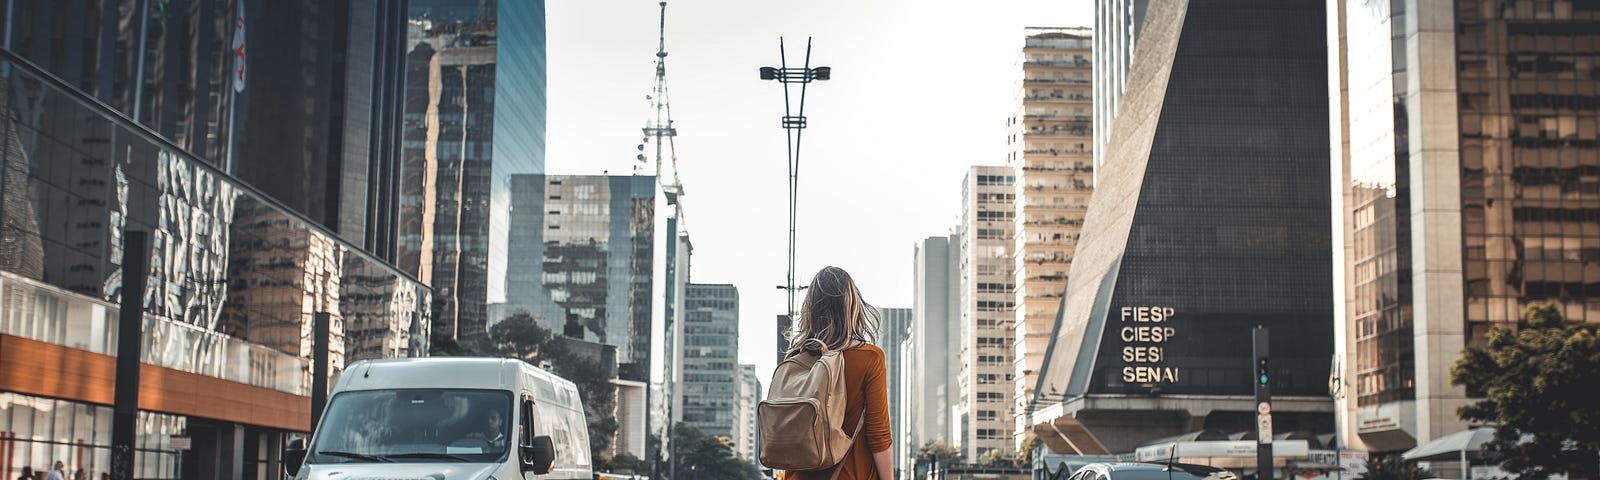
[
  {"x1": 1068, "y1": 462, "x2": 1238, "y2": 480},
  {"x1": 283, "y1": 357, "x2": 592, "y2": 480}
]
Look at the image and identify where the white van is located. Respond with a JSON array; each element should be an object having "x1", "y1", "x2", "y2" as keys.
[{"x1": 283, "y1": 357, "x2": 593, "y2": 480}]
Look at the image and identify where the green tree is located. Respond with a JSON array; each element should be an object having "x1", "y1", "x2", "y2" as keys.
[
  {"x1": 916, "y1": 440, "x2": 963, "y2": 467},
  {"x1": 1450, "y1": 303, "x2": 1600, "y2": 479},
  {"x1": 671, "y1": 423, "x2": 762, "y2": 480},
  {"x1": 976, "y1": 448, "x2": 1022, "y2": 468},
  {"x1": 1355, "y1": 455, "x2": 1432, "y2": 480}
]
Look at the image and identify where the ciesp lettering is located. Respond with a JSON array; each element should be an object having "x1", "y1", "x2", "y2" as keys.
[{"x1": 1119, "y1": 306, "x2": 1179, "y2": 384}]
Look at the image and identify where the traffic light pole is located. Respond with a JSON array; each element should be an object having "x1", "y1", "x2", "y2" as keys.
[{"x1": 1254, "y1": 326, "x2": 1274, "y2": 480}]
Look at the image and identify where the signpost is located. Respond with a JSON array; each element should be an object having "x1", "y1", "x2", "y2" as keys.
[{"x1": 1254, "y1": 326, "x2": 1273, "y2": 480}]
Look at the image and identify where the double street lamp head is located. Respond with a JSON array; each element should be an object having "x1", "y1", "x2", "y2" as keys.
[{"x1": 758, "y1": 66, "x2": 832, "y2": 83}]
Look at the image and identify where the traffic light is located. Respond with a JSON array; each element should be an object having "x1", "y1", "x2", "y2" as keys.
[{"x1": 1257, "y1": 357, "x2": 1270, "y2": 386}]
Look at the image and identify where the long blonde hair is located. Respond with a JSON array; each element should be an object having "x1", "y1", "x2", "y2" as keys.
[{"x1": 784, "y1": 266, "x2": 880, "y2": 358}]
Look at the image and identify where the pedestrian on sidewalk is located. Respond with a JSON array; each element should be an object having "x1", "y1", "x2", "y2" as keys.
[
  {"x1": 777, "y1": 266, "x2": 894, "y2": 480},
  {"x1": 45, "y1": 461, "x2": 64, "y2": 480}
]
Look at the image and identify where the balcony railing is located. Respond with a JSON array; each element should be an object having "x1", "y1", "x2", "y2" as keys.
[
  {"x1": 1023, "y1": 77, "x2": 1092, "y2": 85},
  {"x1": 1023, "y1": 113, "x2": 1094, "y2": 123},
  {"x1": 1024, "y1": 59, "x2": 1093, "y2": 68},
  {"x1": 1024, "y1": 94, "x2": 1092, "y2": 102}
]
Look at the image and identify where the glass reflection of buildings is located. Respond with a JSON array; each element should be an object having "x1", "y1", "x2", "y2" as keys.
[
  {"x1": 399, "y1": 0, "x2": 548, "y2": 343},
  {"x1": 0, "y1": 2, "x2": 430, "y2": 477},
  {"x1": 1331, "y1": 0, "x2": 1600, "y2": 458},
  {"x1": 505, "y1": 174, "x2": 655, "y2": 381}
]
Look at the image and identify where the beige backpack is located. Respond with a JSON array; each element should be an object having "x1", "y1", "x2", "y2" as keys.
[{"x1": 758, "y1": 339, "x2": 865, "y2": 475}]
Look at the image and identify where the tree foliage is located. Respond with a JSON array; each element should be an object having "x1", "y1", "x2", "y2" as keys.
[
  {"x1": 976, "y1": 448, "x2": 1023, "y2": 468},
  {"x1": 671, "y1": 423, "x2": 763, "y2": 480},
  {"x1": 916, "y1": 440, "x2": 964, "y2": 467},
  {"x1": 1450, "y1": 303, "x2": 1600, "y2": 479},
  {"x1": 1355, "y1": 455, "x2": 1433, "y2": 480}
]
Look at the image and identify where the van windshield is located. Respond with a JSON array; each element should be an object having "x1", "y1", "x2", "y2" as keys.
[{"x1": 310, "y1": 389, "x2": 512, "y2": 464}]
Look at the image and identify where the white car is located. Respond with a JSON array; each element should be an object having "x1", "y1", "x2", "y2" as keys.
[{"x1": 284, "y1": 357, "x2": 593, "y2": 480}]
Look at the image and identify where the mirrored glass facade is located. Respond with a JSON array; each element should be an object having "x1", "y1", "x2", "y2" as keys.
[
  {"x1": 0, "y1": 52, "x2": 430, "y2": 389},
  {"x1": 399, "y1": 0, "x2": 547, "y2": 343},
  {"x1": 0, "y1": 1, "x2": 413, "y2": 256},
  {"x1": 504, "y1": 174, "x2": 654, "y2": 380},
  {"x1": 1342, "y1": 0, "x2": 1416, "y2": 409},
  {"x1": 1332, "y1": 0, "x2": 1600, "y2": 453}
]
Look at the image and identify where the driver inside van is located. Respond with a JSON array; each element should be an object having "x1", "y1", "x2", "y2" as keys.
[{"x1": 464, "y1": 408, "x2": 507, "y2": 449}]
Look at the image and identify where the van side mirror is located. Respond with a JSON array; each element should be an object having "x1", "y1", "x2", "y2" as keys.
[
  {"x1": 282, "y1": 437, "x2": 307, "y2": 477},
  {"x1": 521, "y1": 435, "x2": 556, "y2": 474}
]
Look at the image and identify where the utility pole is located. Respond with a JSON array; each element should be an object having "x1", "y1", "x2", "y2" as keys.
[{"x1": 1254, "y1": 326, "x2": 1274, "y2": 480}]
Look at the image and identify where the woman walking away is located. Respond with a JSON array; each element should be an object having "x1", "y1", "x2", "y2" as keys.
[{"x1": 778, "y1": 266, "x2": 893, "y2": 480}]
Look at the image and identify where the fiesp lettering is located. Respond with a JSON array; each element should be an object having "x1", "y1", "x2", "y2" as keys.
[{"x1": 1120, "y1": 306, "x2": 1175, "y2": 323}]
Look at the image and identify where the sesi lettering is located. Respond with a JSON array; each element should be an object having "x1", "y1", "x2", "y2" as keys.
[{"x1": 1122, "y1": 346, "x2": 1164, "y2": 362}]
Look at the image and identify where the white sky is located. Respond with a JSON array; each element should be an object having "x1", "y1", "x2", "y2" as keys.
[{"x1": 545, "y1": 0, "x2": 1091, "y2": 378}]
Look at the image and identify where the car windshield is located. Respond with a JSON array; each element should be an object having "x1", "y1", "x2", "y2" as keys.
[
  {"x1": 1108, "y1": 467, "x2": 1237, "y2": 480},
  {"x1": 309, "y1": 389, "x2": 512, "y2": 464}
]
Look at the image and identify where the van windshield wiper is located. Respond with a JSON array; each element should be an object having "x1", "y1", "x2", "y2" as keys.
[
  {"x1": 381, "y1": 452, "x2": 475, "y2": 462},
  {"x1": 317, "y1": 451, "x2": 390, "y2": 463}
]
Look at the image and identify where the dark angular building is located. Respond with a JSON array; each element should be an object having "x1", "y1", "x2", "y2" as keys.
[{"x1": 1030, "y1": 0, "x2": 1334, "y2": 455}]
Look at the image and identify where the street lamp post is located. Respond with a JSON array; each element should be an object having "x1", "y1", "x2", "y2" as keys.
[{"x1": 759, "y1": 37, "x2": 830, "y2": 323}]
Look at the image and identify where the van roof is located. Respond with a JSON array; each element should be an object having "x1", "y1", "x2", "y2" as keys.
[{"x1": 337, "y1": 357, "x2": 577, "y2": 406}]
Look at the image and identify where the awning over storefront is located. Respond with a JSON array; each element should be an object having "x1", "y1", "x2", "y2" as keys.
[
  {"x1": 1032, "y1": 414, "x2": 1112, "y2": 455},
  {"x1": 1400, "y1": 428, "x2": 1500, "y2": 462}
]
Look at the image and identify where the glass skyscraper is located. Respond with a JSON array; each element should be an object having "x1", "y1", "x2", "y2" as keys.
[
  {"x1": 680, "y1": 283, "x2": 739, "y2": 441},
  {"x1": 504, "y1": 174, "x2": 655, "y2": 380},
  {"x1": 399, "y1": 0, "x2": 547, "y2": 342},
  {"x1": 1330, "y1": 0, "x2": 1600, "y2": 462}
]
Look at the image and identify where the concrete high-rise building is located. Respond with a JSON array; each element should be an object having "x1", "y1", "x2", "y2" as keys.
[
  {"x1": 875, "y1": 307, "x2": 912, "y2": 477},
  {"x1": 1008, "y1": 27, "x2": 1094, "y2": 445},
  {"x1": 398, "y1": 0, "x2": 547, "y2": 343},
  {"x1": 909, "y1": 235, "x2": 961, "y2": 468},
  {"x1": 1327, "y1": 0, "x2": 1600, "y2": 461},
  {"x1": 682, "y1": 284, "x2": 739, "y2": 440},
  {"x1": 506, "y1": 174, "x2": 655, "y2": 380},
  {"x1": 957, "y1": 167, "x2": 1018, "y2": 458},
  {"x1": 1030, "y1": 0, "x2": 1334, "y2": 456},
  {"x1": 1093, "y1": 0, "x2": 1150, "y2": 179},
  {"x1": 735, "y1": 364, "x2": 762, "y2": 461},
  {"x1": 614, "y1": 378, "x2": 649, "y2": 460}
]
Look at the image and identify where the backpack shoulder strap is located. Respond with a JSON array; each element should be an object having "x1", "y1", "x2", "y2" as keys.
[{"x1": 828, "y1": 411, "x2": 868, "y2": 480}]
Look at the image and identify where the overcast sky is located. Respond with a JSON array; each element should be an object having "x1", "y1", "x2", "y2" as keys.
[{"x1": 545, "y1": 0, "x2": 1091, "y2": 378}]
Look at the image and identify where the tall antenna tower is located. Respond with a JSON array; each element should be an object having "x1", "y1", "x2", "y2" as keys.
[{"x1": 639, "y1": 1, "x2": 683, "y2": 201}]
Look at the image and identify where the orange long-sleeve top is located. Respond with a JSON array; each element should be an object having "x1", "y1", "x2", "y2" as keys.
[{"x1": 780, "y1": 343, "x2": 893, "y2": 480}]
